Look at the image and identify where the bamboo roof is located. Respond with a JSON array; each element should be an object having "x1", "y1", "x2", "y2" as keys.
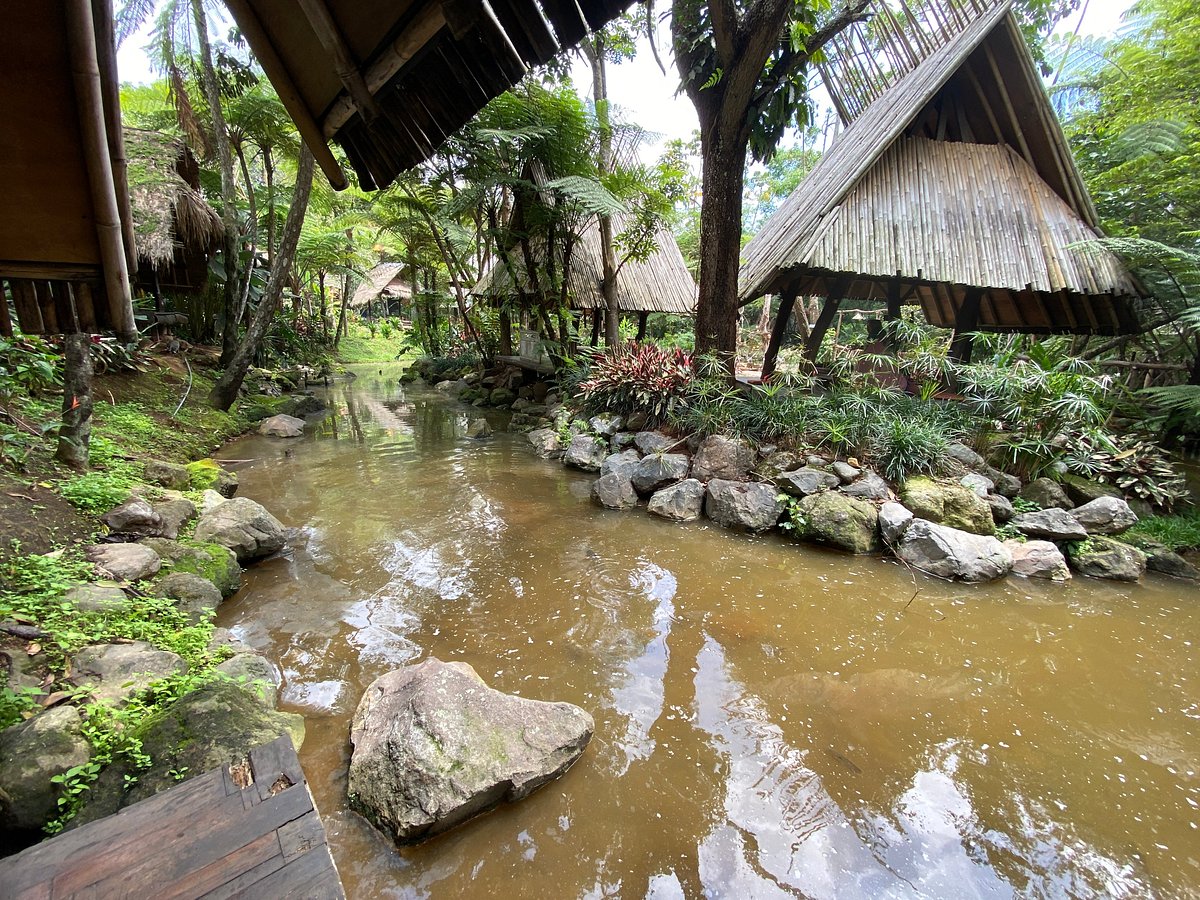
[
  {"x1": 349, "y1": 262, "x2": 414, "y2": 308},
  {"x1": 738, "y1": 0, "x2": 1144, "y2": 335},
  {"x1": 224, "y1": 0, "x2": 635, "y2": 192},
  {"x1": 473, "y1": 214, "x2": 697, "y2": 315}
]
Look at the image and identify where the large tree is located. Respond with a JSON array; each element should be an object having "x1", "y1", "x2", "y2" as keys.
[{"x1": 670, "y1": 0, "x2": 869, "y2": 366}]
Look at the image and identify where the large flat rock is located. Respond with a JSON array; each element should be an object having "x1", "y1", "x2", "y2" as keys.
[{"x1": 348, "y1": 658, "x2": 593, "y2": 845}]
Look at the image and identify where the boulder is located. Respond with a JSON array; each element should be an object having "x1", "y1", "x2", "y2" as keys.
[
  {"x1": 1011, "y1": 508, "x2": 1088, "y2": 541},
  {"x1": 983, "y1": 466, "x2": 1023, "y2": 498},
  {"x1": 986, "y1": 493, "x2": 1014, "y2": 524},
  {"x1": 1069, "y1": 496, "x2": 1138, "y2": 536},
  {"x1": 215, "y1": 654, "x2": 281, "y2": 705},
  {"x1": 1066, "y1": 537, "x2": 1146, "y2": 582},
  {"x1": 878, "y1": 502, "x2": 914, "y2": 545},
  {"x1": 141, "y1": 538, "x2": 241, "y2": 598},
  {"x1": 841, "y1": 472, "x2": 891, "y2": 501},
  {"x1": 705, "y1": 479, "x2": 784, "y2": 534},
  {"x1": 186, "y1": 459, "x2": 238, "y2": 498},
  {"x1": 563, "y1": 434, "x2": 608, "y2": 472},
  {"x1": 489, "y1": 387, "x2": 516, "y2": 406},
  {"x1": 208, "y1": 628, "x2": 253, "y2": 655},
  {"x1": 600, "y1": 449, "x2": 642, "y2": 480},
  {"x1": 526, "y1": 428, "x2": 562, "y2": 459},
  {"x1": 1019, "y1": 477, "x2": 1074, "y2": 511},
  {"x1": 624, "y1": 411, "x2": 648, "y2": 431},
  {"x1": 466, "y1": 418, "x2": 492, "y2": 439},
  {"x1": 71, "y1": 641, "x2": 187, "y2": 705},
  {"x1": 435, "y1": 379, "x2": 469, "y2": 398},
  {"x1": 899, "y1": 477, "x2": 994, "y2": 535},
  {"x1": 591, "y1": 473, "x2": 638, "y2": 510},
  {"x1": 612, "y1": 432, "x2": 637, "y2": 451},
  {"x1": 156, "y1": 572, "x2": 223, "y2": 623},
  {"x1": 960, "y1": 473, "x2": 993, "y2": 498},
  {"x1": 152, "y1": 497, "x2": 198, "y2": 541},
  {"x1": 347, "y1": 659, "x2": 593, "y2": 845},
  {"x1": 1061, "y1": 474, "x2": 1123, "y2": 507},
  {"x1": 805, "y1": 454, "x2": 831, "y2": 468},
  {"x1": 64, "y1": 581, "x2": 129, "y2": 614},
  {"x1": 755, "y1": 450, "x2": 802, "y2": 478},
  {"x1": 283, "y1": 393, "x2": 325, "y2": 417},
  {"x1": 634, "y1": 431, "x2": 675, "y2": 455},
  {"x1": 1005, "y1": 540, "x2": 1071, "y2": 581},
  {"x1": 144, "y1": 460, "x2": 191, "y2": 490},
  {"x1": 792, "y1": 491, "x2": 880, "y2": 554},
  {"x1": 631, "y1": 453, "x2": 690, "y2": 495},
  {"x1": 199, "y1": 490, "x2": 228, "y2": 514},
  {"x1": 193, "y1": 497, "x2": 286, "y2": 562},
  {"x1": 588, "y1": 413, "x2": 624, "y2": 436},
  {"x1": 0, "y1": 707, "x2": 90, "y2": 841},
  {"x1": 101, "y1": 498, "x2": 164, "y2": 538},
  {"x1": 85, "y1": 542, "x2": 162, "y2": 582},
  {"x1": 692, "y1": 435, "x2": 756, "y2": 482},
  {"x1": 896, "y1": 519, "x2": 1013, "y2": 583},
  {"x1": 647, "y1": 479, "x2": 706, "y2": 522},
  {"x1": 776, "y1": 467, "x2": 839, "y2": 497},
  {"x1": 258, "y1": 414, "x2": 305, "y2": 438},
  {"x1": 831, "y1": 461, "x2": 860, "y2": 484},
  {"x1": 946, "y1": 442, "x2": 986, "y2": 470},
  {"x1": 1140, "y1": 543, "x2": 1200, "y2": 581}
]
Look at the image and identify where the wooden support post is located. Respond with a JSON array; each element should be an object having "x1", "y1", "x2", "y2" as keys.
[
  {"x1": 885, "y1": 277, "x2": 902, "y2": 349},
  {"x1": 590, "y1": 309, "x2": 601, "y2": 347},
  {"x1": 295, "y1": 0, "x2": 383, "y2": 125},
  {"x1": 804, "y1": 278, "x2": 849, "y2": 363},
  {"x1": 762, "y1": 289, "x2": 797, "y2": 381},
  {"x1": 950, "y1": 288, "x2": 983, "y2": 363},
  {"x1": 635, "y1": 311, "x2": 648, "y2": 342}
]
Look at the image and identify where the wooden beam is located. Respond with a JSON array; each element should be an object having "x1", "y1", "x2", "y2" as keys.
[
  {"x1": 950, "y1": 286, "x2": 983, "y2": 362},
  {"x1": 805, "y1": 277, "x2": 849, "y2": 362},
  {"x1": 223, "y1": 0, "x2": 348, "y2": 189},
  {"x1": 982, "y1": 40, "x2": 1035, "y2": 169},
  {"x1": 10, "y1": 280, "x2": 44, "y2": 333},
  {"x1": 93, "y1": 0, "x2": 138, "y2": 273},
  {"x1": 295, "y1": 0, "x2": 383, "y2": 126},
  {"x1": 636, "y1": 310, "x2": 648, "y2": 342},
  {"x1": 762, "y1": 288, "x2": 797, "y2": 381},
  {"x1": 321, "y1": 5, "x2": 448, "y2": 139}
]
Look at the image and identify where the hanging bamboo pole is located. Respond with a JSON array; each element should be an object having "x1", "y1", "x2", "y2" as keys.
[{"x1": 65, "y1": 0, "x2": 135, "y2": 338}]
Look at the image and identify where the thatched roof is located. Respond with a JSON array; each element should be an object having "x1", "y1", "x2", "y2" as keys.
[
  {"x1": 224, "y1": 0, "x2": 636, "y2": 192},
  {"x1": 349, "y1": 262, "x2": 414, "y2": 308},
  {"x1": 473, "y1": 214, "x2": 697, "y2": 315},
  {"x1": 125, "y1": 129, "x2": 223, "y2": 274},
  {"x1": 738, "y1": 0, "x2": 1144, "y2": 335}
]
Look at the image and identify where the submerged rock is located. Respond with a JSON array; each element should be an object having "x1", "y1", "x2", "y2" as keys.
[
  {"x1": 792, "y1": 491, "x2": 880, "y2": 554},
  {"x1": 1019, "y1": 477, "x2": 1074, "y2": 511},
  {"x1": 900, "y1": 477, "x2": 994, "y2": 535},
  {"x1": 1011, "y1": 507, "x2": 1088, "y2": 541},
  {"x1": 258, "y1": 414, "x2": 306, "y2": 438},
  {"x1": 466, "y1": 418, "x2": 492, "y2": 439},
  {"x1": 563, "y1": 434, "x2": 608, "y2": 472},
  {"x1": 347, "y1": 659, "x2": 593, "y2": 845},
  {"x1": 526, "y1": 427, "x2": 562, "y2": 459},
  {"x1": 631, "y1": 453, "x2": 690, "y2": 495},
  {"x1": 896, "y1": 519, "x2": 1012, "y2": 582},
  {"x1": 692, "y1": 435, "x2": 755, "y2": 482},
  {"x1": 1066, "y1": 537, "x2": 1146, "y2": 582},
  {"x1": 1069, "y1": 496, "x2": 1138, "y2": 536},
  {"x1": 0, "y1": 707, "x2": 90, "y2": 843},
  {"x1": 592, "y1": 473, "x2": 638, "y2": 510},
  {"x1": 193, "y1": 497, "x2": 286, "y2": 562},
  {"x1": 1005, "y1": 540, "x2": 1071, "y2": 581},
  {"x1": 71, "y1": 641, "x2": 188, "y2": 706},
  {"x1": 705, "y1": 479, "x2": 783, "y2": 533},
  {"x1": 647, "y1": 479, "x2": 706, "y2": 522},
  {"x1": 85, "y1": 542, "x2": 162, "y2": 582}
]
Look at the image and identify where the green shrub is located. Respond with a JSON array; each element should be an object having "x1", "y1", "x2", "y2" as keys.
[
  {"x1": 578, "y1": 343, "x2": 694, "y2": 422},
  {"x1": 59, "y1": 472, "x2": 135, "y2": 514}
]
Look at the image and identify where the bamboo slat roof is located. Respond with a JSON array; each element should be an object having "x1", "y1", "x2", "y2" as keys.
[
  {"x1": 738, "y1": 0, "x2": 1143, "y2": 335},
  {"x1": 349, "y1": 262, "x2": 414, "y2": 308},
  {"x1": 225, "y1": 0, "x2": 634, "y2": 192},
  {"x1": 473, "y1": 215, "x2": 697, "y2": 315}
]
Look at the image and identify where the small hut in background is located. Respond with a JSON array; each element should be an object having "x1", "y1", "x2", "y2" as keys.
[
  {"x1": 350, "y1": 263, "x2": 414, "y2": 319},
  {"x1": 473, "y1": 212, "x2": 696, "y2": 358},
  {"x1": 739, "y1": 0, "x2": 1144, "y2": 378},
  {"x1": 126, "y1": 129, "x2": 224, "y2": 303}
]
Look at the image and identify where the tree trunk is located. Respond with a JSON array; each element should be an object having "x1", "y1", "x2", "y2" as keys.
[
  {"x1": 586, "y1": 36, "x2": 621, "y2": 351},
  {"x1": 695, "y1": 135, "x2": 748, "y2": 369},
  {"x1": 335, "y1": 272, "x2": 350, "y2": 347},
  {"x1": 209, "y1": 146, "x2": 315, "y2": 410},
  {"x1": 55, "y1": 333, "x2": 94, "y2": 470},
  {"x1": 192, "y1": 0, "x2": 242, "y2": 368}
]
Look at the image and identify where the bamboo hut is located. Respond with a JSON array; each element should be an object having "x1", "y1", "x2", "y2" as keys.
[
  {"x1": 349, "y1": 263, "x2": 415, "y2": 317},
  {"x1": 126, "y1": 129, "x2": 224, "y2": 298},
  {"x1": 223, "y1": 0, "x2": 637, "y2": 192},
  {"x1": 0, "y1": 0, "x2": 136, "y2": 338},
  {"x1": 739, "y1": 0, "x2": 1144, "y2": 377}
]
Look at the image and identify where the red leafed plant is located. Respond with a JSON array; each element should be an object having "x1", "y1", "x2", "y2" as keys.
[{"x1": 578, "y1": 342, "x2": 694, "y2": 422}]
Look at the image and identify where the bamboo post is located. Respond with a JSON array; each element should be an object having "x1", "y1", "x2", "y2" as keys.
[
  {"x1": 762, "y1": 288, "x2": 797, "y2": 381},
  {"x1": 949, "y1": 287, "x2": 983, "y2": 362},
  {"x1": 295, "y1": 0, "x2": 383, "y2": 125},
  {"x1": 93, "y1": 0, "x2": 137, "y2": 273},
  {"x1": 65, "y1": 0, "x2": 136, "y2": 338}
]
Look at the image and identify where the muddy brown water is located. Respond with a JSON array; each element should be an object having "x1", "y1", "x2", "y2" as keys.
[{"x1": 215, "y1": 366, "x2": 1199, "y2": 899}]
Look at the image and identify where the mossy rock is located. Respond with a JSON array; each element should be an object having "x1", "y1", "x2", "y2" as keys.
[
  {"x1": 241, "y1": 394, "x2": 290, "y2": 423},
  {"x1": 1060, "y1": 474, "x2": 1122, "y2": 507},
  {"x1": 900, "y1": 476, "x2": 994, "y2": 535},
  {"x1": 1065, "y1": 536, "x2": 1147, "y2": 582},
  {"x1": 793, "y1": 491, "x2": 880, "y2": 554},
  {"x1": 185, "y1": 459, "x2": 238, "y2": 498},
  {"x1": 141, "y1": 537, "x2": 242, "y2": 598}
]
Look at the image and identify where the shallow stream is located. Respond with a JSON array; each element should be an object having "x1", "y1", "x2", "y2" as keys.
[{"x1": 215, "y1": 365, "x2": 1198, "y2": 899}]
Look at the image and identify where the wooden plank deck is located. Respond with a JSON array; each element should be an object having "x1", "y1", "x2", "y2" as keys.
[{"x1": 0, "y1": 735, "x2": 344, "y2": 899}]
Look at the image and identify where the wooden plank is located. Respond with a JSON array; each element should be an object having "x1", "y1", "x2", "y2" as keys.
[
  {"x1": 0, "y1": 280, "x2": 14, "y2": 337},
  {"x1": 10, "y1": 280, "x2": 44, "y2": 333}
]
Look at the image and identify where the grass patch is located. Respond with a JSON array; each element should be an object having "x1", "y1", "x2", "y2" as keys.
[
  {"x1": 337, "y1": 322, "x2": 413, "y2": 364},
  {"x1": 1125, "y1": 510, "x2": 1200, "y2": 552}
]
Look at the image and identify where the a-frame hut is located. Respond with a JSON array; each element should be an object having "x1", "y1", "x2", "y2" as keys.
[
  {"x1": 350, "y1": 262, "x2": 415, "y2": 317},
  {"x1": 739, "y1": 0, "x2": 1144, "y2": 377}
]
